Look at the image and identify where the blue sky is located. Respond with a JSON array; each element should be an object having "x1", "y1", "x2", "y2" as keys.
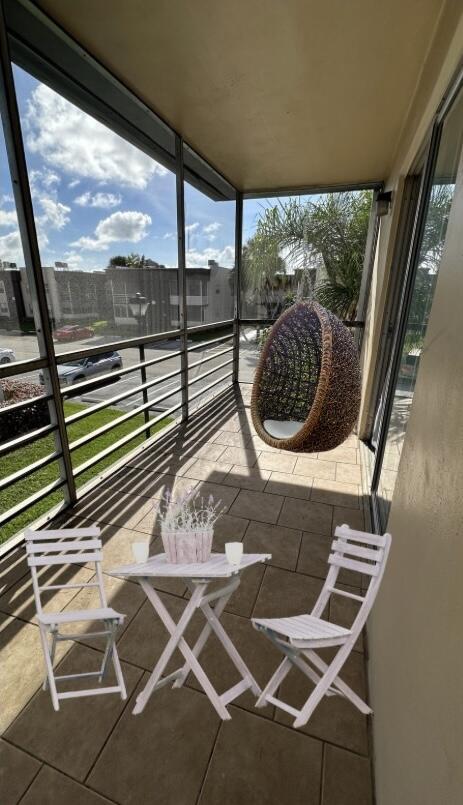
[
  {"x1": 0, "y1": 65, "x2": 236, "y2": 271},
  {"x1": 0, "y1": 65, "x2": 318, "y2": 273}
]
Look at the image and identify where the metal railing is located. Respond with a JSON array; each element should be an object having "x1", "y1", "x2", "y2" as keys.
[
  {"x1": 0, "y1": 306, "x2": 367, "y2": 549},
  {"x1": 0, "y1": 321, "x2": 236, "y2": 546}
]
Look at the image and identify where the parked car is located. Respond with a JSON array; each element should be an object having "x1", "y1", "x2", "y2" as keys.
[
  {"x1": 39, "y1": 351, "x2": 123, "y2": 385},
  {"x1": 0, "y1": 346, "x2": 16, "y2": 364},
  {"x1": 53, "y1": 324, "x2": 94, "y2": 342}
]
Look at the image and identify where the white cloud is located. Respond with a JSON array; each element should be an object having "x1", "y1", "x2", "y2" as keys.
[
  {"x1": 62, "y1": 250, "x2": 84, "y2": 268},
  {"x1": 0, "y1": 230, "x2": 23, "y2": 263},
  {"x1": 38, "y1": 197, "x2": 71, "y2": 230},
  {"x1": 71, "y1": 210, "x2": 152, "y2": 251},
  {"x1": 203, "y1": 222, "x2": 221, "y2": 234},
  {"x1": 0, "y1": 227, "x2": 48, "y2": 265},
  {"x1": 29, "y1": 168, "x2": 60, "y2": 194},
  {"x1": 74, "y1": 191, "x2": 122, "y2": 209},
  {"x1": 186, "y1": 245, "x2": 235, "y2": 268},
  {"x1": 68, "y1": 179, "x2": 80, "y2": 189},
  {"x1": 0, "y1": 209, "x2": 18, "y2": 228},
  {"x1": 1, "y1": 194, "x2": 14, "y2": 205},
  {"x1": 25, "y1": 83, "x2": 167, "y2": 189},
  {"x1": 162, "y1": 231, "x2": 175, "y2": 239},
  {"x1": 185, "y1": 222, "x2": 200, "y2": 233}
]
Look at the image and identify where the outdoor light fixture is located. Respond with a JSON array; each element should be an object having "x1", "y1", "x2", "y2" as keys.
[
  {"x1": 128, "y1": 292, "x2": 149, "y2": 320},
  {"x1": 377, "y1": 191, "x2": 393, "y2": 216}
]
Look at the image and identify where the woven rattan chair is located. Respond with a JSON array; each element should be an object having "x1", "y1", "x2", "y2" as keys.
[{"x1": 250, "y1": 301, "x2": 361, "y2": 452}]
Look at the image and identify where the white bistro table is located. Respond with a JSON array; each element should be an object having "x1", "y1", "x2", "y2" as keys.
[{"x1": 108, "y1": 552, "x2": 271, "y2": 720}]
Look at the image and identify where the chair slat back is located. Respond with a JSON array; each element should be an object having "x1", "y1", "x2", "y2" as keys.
[
  {"x1": 25, "y1": 526, "x2": 104, "y2": 615},
  {"x1": 311, "y1": 524, "x2": 391, "y2": 638}
]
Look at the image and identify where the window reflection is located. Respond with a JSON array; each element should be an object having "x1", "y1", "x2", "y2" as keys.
[
  {"x1": 184, "y1": 179, "x2": 236, "y2": 325},
  {"x1": 377, "y1": 89, "x2": 463, "y2": 529}
]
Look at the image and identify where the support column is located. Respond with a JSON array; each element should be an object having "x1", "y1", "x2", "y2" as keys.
[
  {"x1": 175, "y1": 134, "x2": 188, "y2": 422},
  {"x1": 0, "y1": 3, "x2": 76, "y2": 504}
]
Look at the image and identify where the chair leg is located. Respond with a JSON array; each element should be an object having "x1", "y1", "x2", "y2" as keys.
[
  {"x1": 255, "y1": 656, "x2": 292, "y2": 708},
  {"x1": 39, "y1": 625, "x2": 60, "y2": 711},
  {"x1": 112, "y1": 646, "x2": 127, "y2": 700},
  {"x1": 293, "y1": 645, "x2": 354, "y2": 729},
  {"x1": 98, "y1": 620, "x2": 126, "y2": 699},
  {"x1": 98, "y1": 621, "x2": 114, "y2": 682},
  {"x1": 304, "y1": 649, "x2": 372, "y2": 714},
  {"x1": 43, "y1": 628, "x2": 58, "y2": 691}
]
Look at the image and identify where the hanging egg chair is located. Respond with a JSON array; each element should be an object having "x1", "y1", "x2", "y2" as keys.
[{"x1": 250, "y1": 301, "x2": 361, "y2": 453}]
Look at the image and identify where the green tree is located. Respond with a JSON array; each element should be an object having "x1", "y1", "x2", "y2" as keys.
[
  {"x1": 108, "y1": 253, "x2": 147, "y2": 267},
  {"x1": 242, "y1": 230, "x2": 287, "y2": 318},
  {"x1": 248, "y1": 191, "x2": 372, "y2": 319},
  {"x1": 108, "y1": 255, "x2": 129, "y2": 267}
]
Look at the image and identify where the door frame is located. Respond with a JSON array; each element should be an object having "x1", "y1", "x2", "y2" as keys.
[{"x1": 369, "y1": 64, "x2": 463, "y2": 531}]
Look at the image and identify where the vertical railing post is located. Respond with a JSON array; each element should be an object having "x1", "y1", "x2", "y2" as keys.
[
  {"x1": 0, "y1": 3, "x2": 76, "y2": 504},
  {"x1": 139, "y1": 343, "x2": 150, "y2": 438},
  {"x1": 175, "y1": 134, "x2": 188, "y2": 422},
  {"x1": 233, "y1": 191, "x2": 243, "y2": 384}
]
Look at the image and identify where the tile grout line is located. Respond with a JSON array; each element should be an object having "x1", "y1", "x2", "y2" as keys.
[
  {"x1": 319, "y1": 741, "x2": 326, "y2": 805},
  {"x1": 193, "y1": 720, "x2": 223, "y2": 805}
]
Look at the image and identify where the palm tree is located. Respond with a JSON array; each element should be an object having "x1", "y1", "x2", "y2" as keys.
[
  {"x1": 250, "y1": 191, "x2": 372, "y2": 319},
  {"x1": 242, "y1": 232, "x2": 287, "y2": 318}
]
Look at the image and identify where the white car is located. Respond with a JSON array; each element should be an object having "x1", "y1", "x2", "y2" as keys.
[
  {"x1": 39, "y1": 351, "x2": 123, "y2": 385},
  {"x1": 0, "y1": 347, "x2": 15, "y2": 364}
]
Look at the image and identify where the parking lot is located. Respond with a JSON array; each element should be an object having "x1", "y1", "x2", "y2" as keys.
[{"x1": 0, "y1": 330, "x2": 243, "y2": 413}]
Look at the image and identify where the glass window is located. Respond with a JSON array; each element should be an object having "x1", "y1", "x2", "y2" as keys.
[
  {"x1": 184, "y1": 177, "x2": 236, "y2": 325},
  {"x1": 376, "y1": 87, "x2": 463, "y2": 529},
  {"x1": 242, "y1": 191, "x2": 373, "y2": 320},
  {"x1": 0, "y1": 103, "x2": 42, "y2": 358},
  {"x1": 240, "y1": 190, "x2": 373, "y2": 384},
  {"x1": 13, "y1": 64, "x2": 179, "y2": 348}
]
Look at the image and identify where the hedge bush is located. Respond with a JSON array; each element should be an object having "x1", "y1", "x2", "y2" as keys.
[{"x1": 0, "y1": 380, "x2": 50, "y2": 442}]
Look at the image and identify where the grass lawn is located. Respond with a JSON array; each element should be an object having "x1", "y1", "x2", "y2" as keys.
[{"x1": 0, "y1": 402, "x2": 171, "y2": 545}]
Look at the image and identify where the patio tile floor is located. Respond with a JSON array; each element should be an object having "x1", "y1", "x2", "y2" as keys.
[{"x1": 0, "y1": 385, "x2": 372, "y2": 804}]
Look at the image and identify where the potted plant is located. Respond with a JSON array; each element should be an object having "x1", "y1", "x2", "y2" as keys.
[{"x1": 154, "y1": 488, "x2": 224, "y2": 563}]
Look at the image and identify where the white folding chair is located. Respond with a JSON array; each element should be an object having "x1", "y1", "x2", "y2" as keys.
[
  {"x1": 26, "y1": 526, "x2": 127, "y2": 711},
  {"x1": 252, "y1": 524, "x2": 391, "y2": 728}
]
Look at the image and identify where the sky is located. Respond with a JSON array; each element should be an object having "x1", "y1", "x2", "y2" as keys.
[
  {"x1": 0, "y1": 65, "x2": 236, "y2": 271},
  {"x1": 0, "y1": 65, "x2": 321, "y2": 275}
]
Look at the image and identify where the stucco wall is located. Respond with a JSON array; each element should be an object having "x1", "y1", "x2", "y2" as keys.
[
  {"x1": 359, "y1": 5, "x2": 463, "y2": 804},
  {"x1": 369, "y1": 145, "x2": 463, "y2": 804}
]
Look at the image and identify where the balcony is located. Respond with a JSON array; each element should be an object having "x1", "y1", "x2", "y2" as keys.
[
  {"x1": 1, "y1": 384, "x2": 371, "y2": 804},
  {"x1": 1, "y1": 0, "x2": 462, "y2": 803}
]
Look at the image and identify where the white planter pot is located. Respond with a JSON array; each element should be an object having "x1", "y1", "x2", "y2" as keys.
[{"x1": 161, "y1": 527, "x2": 213, "y2": 563}]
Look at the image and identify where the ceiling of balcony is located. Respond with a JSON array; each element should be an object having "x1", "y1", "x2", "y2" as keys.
[{"x1": 36, "y1": 0, "x2": 445, "y2": 192}]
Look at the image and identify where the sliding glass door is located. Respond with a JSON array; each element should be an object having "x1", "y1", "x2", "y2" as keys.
[{"x1": 372, "y1": 82, "x2": 463, "y2": 530}]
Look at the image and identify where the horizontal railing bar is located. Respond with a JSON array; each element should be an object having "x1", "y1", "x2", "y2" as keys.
[
  {"x1": 185, "y1": 319, "x2": 234, "y2": 335},
  {"x1": 0, "y1": 392, "x2": 53, "y2": 417},
  {"x1": 238, "y1": 318, "x2": 365, "y2": 328},
  {"x1": 0, "y1": 355, "x2": 48, "y2": 380},
  {"x1": 187, "y1": 333, "x2": 234, "y2": 352},
  {"x1": 188, "y1": 346, "x2": 234, "y2": 370},
  {"x1": 68, "y1": 385, "x2": 183, "y2": 452},
  {"x1": 0, "y1": 477, "x2": 65, "y2": 528},
  {"x1": 60, "y1": 348, "x2": 183, "y2": 397},
  {"x1": 188, "y1": 370, "x2": 233, "y2": 403},
  {"x1": 0, "y1": 422, "x2": 58, "y2": 457},
  {"x1": 54, "y1": 327, "x2": 183, "y2": 364},
  {"x1": 55, "y1": 320, "x2": 232, "y2": 366},
  {"x1": 0, "y1": 450, "x2": 62, "y2": 491},
  {"x1": 188, "y1": 358, "x2": 234, "y2": 386},
  {"x1": 64, "y1": 366, "x2": 182, "y2": 425},
  {"x1": 72, "y1": 401, "x2": 182, "y2": 477}
]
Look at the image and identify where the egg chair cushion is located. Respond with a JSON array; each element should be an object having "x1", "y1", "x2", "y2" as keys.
[
  {"x1": 251, "y1": 301, "x2": 361, "y2": 453},
  {"x1": 263, "y1": 419, "x2": 306, "y2": 439}
]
